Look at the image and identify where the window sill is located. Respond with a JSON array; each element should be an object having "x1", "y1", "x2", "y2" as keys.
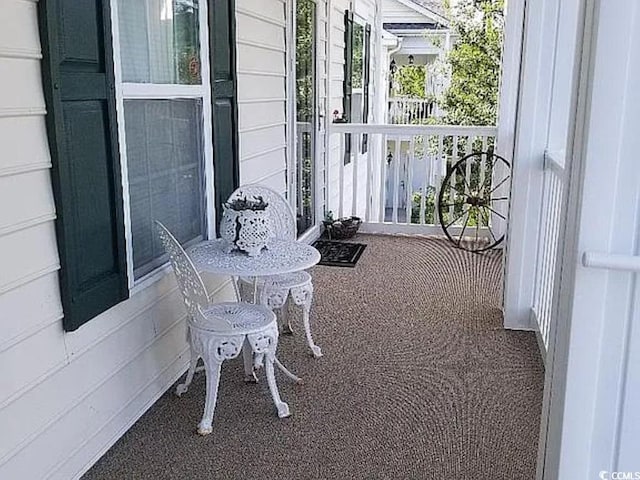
[{"x1": 129, "y1": 262, "x2": 173, "y2": 296}]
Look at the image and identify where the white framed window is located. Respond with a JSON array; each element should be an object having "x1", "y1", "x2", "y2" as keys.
[{"x1": 110, "y1": 0, "x2": 216, "y2": 289}]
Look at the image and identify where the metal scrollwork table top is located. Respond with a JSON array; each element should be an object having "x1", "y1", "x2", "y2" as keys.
[{"x1": 188, "y1": 239, "x2": 321, "y2": 277}]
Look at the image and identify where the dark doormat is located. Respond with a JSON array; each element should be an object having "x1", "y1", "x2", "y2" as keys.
[{"x1": 312, "y1": 240, "x2": 367, "y2": 267}]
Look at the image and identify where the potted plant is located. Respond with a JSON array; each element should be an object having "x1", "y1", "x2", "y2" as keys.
[
  {"x1": 220, "y1": 195, "x2": 273, "y2": 256},
  {"x1": 322, "y1": 211, "x2": 362, "y2": 240},
  {"x1": 332, "y1": 109, "x2": 348, "y2": 123}
]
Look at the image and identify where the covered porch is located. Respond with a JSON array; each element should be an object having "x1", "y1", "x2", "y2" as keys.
[{"x1": 84, "y1": 235, "x2": 543, "y2": 479}]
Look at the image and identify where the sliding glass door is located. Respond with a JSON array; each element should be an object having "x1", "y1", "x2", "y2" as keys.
[{"x1": 295, "y1": 0, "x2": 317, "y2": 236}]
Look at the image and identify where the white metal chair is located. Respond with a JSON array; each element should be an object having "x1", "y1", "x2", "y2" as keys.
[
  {"x1": 155, "y1": 221, "x2": 296, "y2": 435},
  {"x1": 228, "y1": 185, "x2": 322, "y2": 358}
]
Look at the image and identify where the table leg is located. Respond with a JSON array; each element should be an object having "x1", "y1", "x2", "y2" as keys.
[
  {"x1": 242, "y1": 337, "x2": 258, "y2": 383},
  {"x1": 281, "y1": 301, "x2": 294, "y2": 335}
]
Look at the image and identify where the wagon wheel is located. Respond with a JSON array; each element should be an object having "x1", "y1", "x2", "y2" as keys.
[{"x1": 437, "y1": 152, "x2": 511, "y2": 252}]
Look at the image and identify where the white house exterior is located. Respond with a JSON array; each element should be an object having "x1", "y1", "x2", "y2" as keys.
[
  {"x1": 1, "y1": 0, "x2": 639, "y2": 479},
  {"x1": 380, "y1": 0, "x2": 453, "y2": 123},
  {"x1": 0, "y1": 0, "x2": 381, "y2": 478}
]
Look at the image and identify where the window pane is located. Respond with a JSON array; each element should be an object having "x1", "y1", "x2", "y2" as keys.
[
  {"x1": 118, "y1": 0, "x2": 202, "y2": 84},
  {"x1": 124, "y1": 99, "x2": 206, "y2": 279}
]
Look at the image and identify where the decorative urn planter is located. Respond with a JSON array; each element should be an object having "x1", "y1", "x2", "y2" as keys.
[{"x1": 220, "y1": 196, "x2": 273, "y2": 256}]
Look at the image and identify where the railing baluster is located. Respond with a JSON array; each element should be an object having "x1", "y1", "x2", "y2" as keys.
[
  {"x1": 352, "y1": 135, "x2": 358, "y2": 217},
  {"x1": 449, "y1": 135, "x2": 459, "y2": 222},
  {"x1": 546, "y1": 175, "x2": 563, "y2": 340},
  {"x1": 379, "y1": 134, "x2": 388, "y2": 222},
  {"x1": 434, "y1": 133, "x2": 445, "y2": 225},
  {"x1": 339, "y1": 132, "x2": 345, "y2": 218},
  {"x1": 419, "y1": 134, "x2": 428, "y2": 225},
  {"x1": 480, "y1": 135, "x2": 488, "y2": 192},
  {"x1": 392, "y1": 136, "x2": 401, "y2": 224},
  {"x1": 365, "y1": 133, "x2": 372, "y2": 222},
  {"x1": 406, "y1": 135, "x2": 415, "y2": 224},
  {"x1": 541, "y1": 176, "x2": 555, "y2": 338},
  {"x1": 465, "y1": 135, "x2": 473, "y2": 199}
]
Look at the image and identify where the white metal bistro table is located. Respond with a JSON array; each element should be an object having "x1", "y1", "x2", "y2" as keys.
[
  {"x1": 188, "y1": 238, "x2": 321, "y2": 279},
  {"x1": 188, "y1": 238, "x2": 321, "y2": 381}
]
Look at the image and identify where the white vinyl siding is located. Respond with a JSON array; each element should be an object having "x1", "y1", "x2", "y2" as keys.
[
  {"x1": 0, "y1": 0, "x2": 286, "y2": 478},
  {"x1": 236, "y1": 0, "x2": 288, "y2": 193}
]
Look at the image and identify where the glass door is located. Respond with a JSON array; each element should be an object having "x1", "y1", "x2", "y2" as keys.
[{"x1": 295, "y1": 0, "x2": 317, "y2": 236}]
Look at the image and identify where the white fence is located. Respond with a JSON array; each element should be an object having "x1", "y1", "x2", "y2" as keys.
[
  {"x1": 328, "y1": 123, "x2": 499, "y2": 236},
  {"x1": 388, "y1": 98, "x2": 435, "y2": 124}
]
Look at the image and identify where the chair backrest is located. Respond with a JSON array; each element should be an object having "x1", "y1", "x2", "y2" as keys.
[
  {"x1": 227, "y1": 184, "x2": 296, "y2": 240},
  {"x1": 155, "y1": 221, "x2": 222, "y2": 329}
]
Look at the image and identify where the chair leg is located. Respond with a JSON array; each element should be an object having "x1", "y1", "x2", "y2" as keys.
[
  {"x1": 274, "y1": 356, "x2": 303, "y2": 383},
  {"x1": 291, "y1": 283, "x2": 322, "y2": 358},
  {"x1": 265, "y1": 354, "x2": 291, "y2": 418},
  {"x1": 242, "y1": 338, "x2": 258, "y2": 383},
  {"x1": 198, "y1": 358, "x2": 223, "y2": 435},
  {"x1": 176, "y1": 346, "x2": 199, "y2": 397}
]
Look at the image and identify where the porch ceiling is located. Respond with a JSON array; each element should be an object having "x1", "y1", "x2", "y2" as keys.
[{"x1": 83, "y1": 235, "x2": 543, "y2": 479}]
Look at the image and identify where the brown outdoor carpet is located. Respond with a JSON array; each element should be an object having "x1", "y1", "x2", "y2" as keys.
[{"x1": 83, "y1": 234, "x2": 544, "y2": 480}]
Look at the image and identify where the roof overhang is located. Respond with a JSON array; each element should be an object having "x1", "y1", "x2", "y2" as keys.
[
  {"x1": 393, "y1": 0, "x2": 450, "y2": 27},
  {"x1": 381, "y1": 29, "x2": 402, "y2": 48}
]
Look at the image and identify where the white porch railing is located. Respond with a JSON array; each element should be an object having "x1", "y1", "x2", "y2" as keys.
[
  {"x1": 388, "y1": 97, "x2": 435, "y2": 124},
  {"x1": 531, "y1": 151, "x2": 567, "y2": 352},
  {"x1": 327, "y1": 123, "x2": 499, "y2": 236}
]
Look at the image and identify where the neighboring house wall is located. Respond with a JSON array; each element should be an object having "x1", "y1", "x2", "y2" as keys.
[
  {"x1": 0, "y1": 1, "x2": 286, "y2": 479},
  {"x1": 382, "y1": 0, "x2": 450, "y2": 119}
]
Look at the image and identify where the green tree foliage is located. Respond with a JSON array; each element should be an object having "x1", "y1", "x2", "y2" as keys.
[
  {"x1": 393, "y1": 65, "x2": 428, "y2": 98},
  {"x1": 352, "y1": 23, "x2": 364, "y2": 89},
  {"x1": 441, "y1": 0, "x2": 505, "y2": 126},
  {"x1": 296, "y1": 0, "x2": 314, "y2": 120},
  {"x1": 175, "y1": 1, "x2": 201, "y2": 85}
]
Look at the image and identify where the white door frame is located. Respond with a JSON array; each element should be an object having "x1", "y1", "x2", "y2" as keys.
[
  {"x1": 494, "y1": 0, "x2": 526, "y2": 243},
  {"x1": 502, "y1": 0, "x2": 563, "y2": 330},
  {"x1": 540, "y1": 0, "x2": 640, "y2": 477},
  {"x1": 499, "y1": 0, "x2": 600, "y2": 476}
]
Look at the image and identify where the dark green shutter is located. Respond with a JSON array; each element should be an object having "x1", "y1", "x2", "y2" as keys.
[
  {"x1": 39, "y1": 0, "x2": 128, "y2": 332},
  {"x1": 361, "y1": 23, "x2": 371, "y2": 153},
  {"x1": 343, "y1": 10, "x2": 354, "y2": 164},
  {"x1": 208, "y1": 0, "x2": 240, "y2": 224}
]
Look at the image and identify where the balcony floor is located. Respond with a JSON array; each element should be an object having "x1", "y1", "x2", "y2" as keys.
[{"x1": 84, "y1": 235, "x2": 544, "y2": 480}]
